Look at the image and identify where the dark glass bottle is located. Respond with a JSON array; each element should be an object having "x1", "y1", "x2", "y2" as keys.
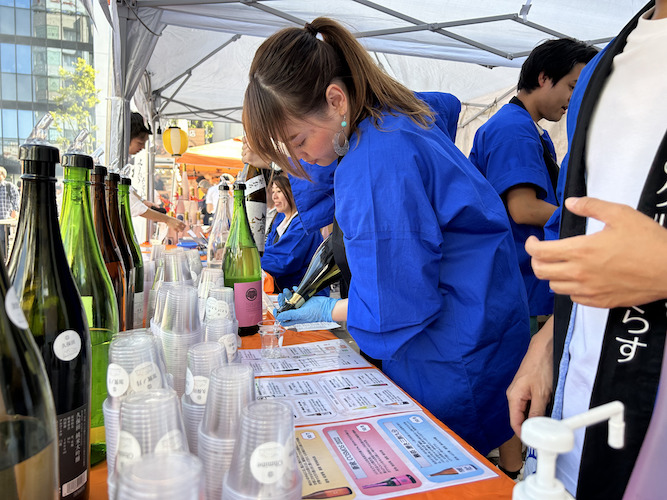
[
  {"x1": 7, "y1": 143, "x2": 91, "y2": 500},
  {"x1": 244, "y1": 164, "x2": 267, "y2": 254},
  {"x1": 118, "y1": 178, "x2": 145, "y2": 328},
  {"x1": 60, "y1": 153, "x2": 119, "y2": 466},
  {"x1": 106, "y1": 173, "x2": 135, "y2": 329},
  {"x1": 223, "y1": 182, "x2": 262, "y2": 336},
  {"x1": 0, "y1": 253, "x2": 59, "y2": 500},
  {"x1": 276, "y1": 234, "x2": 341, "y2": 313},
  {"x1": 91, "y1": 166, "x2": 127, "y2": 331}
]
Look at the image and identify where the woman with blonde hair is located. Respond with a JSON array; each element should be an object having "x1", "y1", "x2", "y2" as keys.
[{"x1": 243, "y1": 17, "x2": 530, "y2": 457}]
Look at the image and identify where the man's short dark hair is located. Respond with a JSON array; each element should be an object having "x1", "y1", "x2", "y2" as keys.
[
  {"x1": 518, "y1": 38, "x2": 598, "y2": 92},
  {"x1": 130, "y1": 112, "x2": 152, "y2": 140}
]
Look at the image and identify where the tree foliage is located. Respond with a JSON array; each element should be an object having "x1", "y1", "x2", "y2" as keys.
[
  {"x1": 51, "y1": 57, "x2": 101, "y2": 151},
  {"x1": 188, "y1": 120, "x2": 215, "y2": 143}
]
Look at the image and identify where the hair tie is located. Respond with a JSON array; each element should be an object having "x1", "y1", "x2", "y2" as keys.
[{"x1": 304, "y1": 23, "x2": 323, "y2": 41}]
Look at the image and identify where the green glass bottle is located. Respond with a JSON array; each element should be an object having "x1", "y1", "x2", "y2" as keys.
[
  {"x1": 106, "y1": 173, "x2": 135, "y2": 330},
  {"x1": 8, "y1": 143, "x2": 91, "y2": 500},
  {"x1": 91, "y1": 166, "x2": 127, "y2": 332},
  {"x1": 223, "y1": 182, "x2": 262, "y2": 336},
  {"x1": 60, "y1": 153, "x2": 119, "y2": 466},
  {"x1": 118, "y1": 178, "x2": 145, "y2": 329},
  {"x1": 0, "y1": 253, "x2": 59, "y2": 500}
]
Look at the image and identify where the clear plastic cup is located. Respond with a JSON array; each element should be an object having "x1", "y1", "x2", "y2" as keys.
[
  {"x1": 205, "y1": 318, "x2": 240, "y2": 363},
  {"x1": 185, "y1": 249, "x2": 203, "y2": 286},
  {"x1": 222, "y1": 401, "x2": 302, "y2": 500},
  {"x1": 150, "y1": 244, "x2": 166, "y2": 262},
  {"x1": 198, "y1": 268, "x2": 225, "y2": 321},
  {"x1": 198, "y1": 425, "x2": 236, "y2": 500},
  {"x1": 107, "y1": 334, "x2": 169, "y2": 409},
  {"x1": 185, "y1": 342, "x2": 226, "y2": 406},
  {"x1": 201, "y1": 364, "x2": 255, "y2": 440},
  {"x1": 204, "y1": 286, "x2": 235, "y2": 323},
  {"x1": 181, "y1": 394, "x2": 206, "y2": 455},
  {"x1": 115, "y1": 452, "x2": 204, "y2": 500},
  {"x1": 258, "y1": 320, "x2": 285, "y2": 359},
  {"x1": 164, "y1": 249, "x2": 193, "y2": 284},
  {"x1": 115, "y1": 389, "x2": 189, "y2": 476},
  {"x1": 103, "y1": 398, "x2": 120, "y2": 479}
]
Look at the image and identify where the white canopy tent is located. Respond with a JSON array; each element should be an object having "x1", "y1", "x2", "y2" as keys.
[{"x1": 103, "y1": 0, "x2": 647, "y2": 189}]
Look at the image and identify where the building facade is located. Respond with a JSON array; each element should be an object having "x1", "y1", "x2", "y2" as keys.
[{"x1": 0, "y1": 0, "x2": 93, "y2": 175}]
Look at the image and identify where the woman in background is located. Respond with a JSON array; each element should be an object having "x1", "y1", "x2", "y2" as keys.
[{"x1": 261, "y1": 173, "x2": 325, "y2": 294}]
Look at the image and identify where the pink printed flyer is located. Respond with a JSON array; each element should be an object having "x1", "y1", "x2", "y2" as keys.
[{"x1": 323, "y1": 421, "x2": 421, "y2": 496}]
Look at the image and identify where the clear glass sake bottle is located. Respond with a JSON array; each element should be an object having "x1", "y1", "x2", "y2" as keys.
[
  {"x1": 223, "y1": 182, "x2": 262, "y2": 336},
  {"x1": 91, "y1": 166, "x2": 127, "y2": 331},
  {"x1": 206, "y1": 182, "x2": 231, "y2": 268},
  {"x1": 0, "y1": 254, "x2": 59, "y2": 500},
  {"x1": 59, "y1": 152, "x2": 119, "y2": 466},
  {"x1": 106, "y1": 173, "x2": 135, "y2": 329},
  {"x1": 8, "y1": 143, "x2": 91, "y2": 500},
  {"x1": 118, "y1": 177, "x2": 145, "y2": 328}
]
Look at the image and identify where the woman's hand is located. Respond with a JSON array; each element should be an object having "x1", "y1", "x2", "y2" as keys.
[{"x1": 242, "y1": 137, "x2": 271, "y2": 169}]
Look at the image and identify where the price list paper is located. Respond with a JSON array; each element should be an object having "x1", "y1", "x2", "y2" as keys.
[
  {"x1": 295, "y1": 412, "x2": 497, "y2": 499},
  {"x1": 254, "y1": 369, "x2": 416, "y2": 426},
  {"x1": 240, "y1": 339, "x2": 372, "y2": 375}
]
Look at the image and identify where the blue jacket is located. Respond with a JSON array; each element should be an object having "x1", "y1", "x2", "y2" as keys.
[
  {"x1": 261, "y1": 211, "x2": 325, "y2": 293},
  {"x1": 335, "y1": 95, "x2": 530, "y2": 454},
  {"x1": 469, "y1": 102, "x2": 557, "y2": 316}
]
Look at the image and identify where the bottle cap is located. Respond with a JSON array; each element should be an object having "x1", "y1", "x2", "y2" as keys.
[
  {"x1": 108, "y1": 172, "x2": 121, "y2": 183},
  {"x1": 92, "y1": 165, "x2": 108, "y2": 177},
  {"x1": 121, "y1": 177, "x2": 132, "y2": 186},
  {"x1": 19, "y1": 143, "x2": 60, "y2": 163},
  {"x1": 233, "y1": 182, "x2": 246, "y2": 191},
  {"x1": 61, "y1": 153, "x2": 94, "y2": 170}
]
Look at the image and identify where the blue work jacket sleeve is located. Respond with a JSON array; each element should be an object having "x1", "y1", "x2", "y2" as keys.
[
  {"x1": 469, "y1": 105, "x2": 553, "y2": 201},
  {"x1": 261, "y1": 214, "x2": 323, "y2": 288}
]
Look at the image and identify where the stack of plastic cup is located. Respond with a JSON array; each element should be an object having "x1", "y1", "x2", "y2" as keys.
[
  {"x1": 258, "y1": 320, "x2": 286, "y2": 359},
  {"x1": 222, "y1": 401, "x2": 302, "y2": 500},
  {"x1": 203, "y1": 286, "x2": 235, "y2": 324},
  {"x1": 150, "y1": 244, "x2": 166, "y2": 262},
  {"x1": 185, "y1": 249, "x2": 203, "y2": 286},
  {"x1": 105, "y1": 333, "x2": 171, "y2": 479},
  {"x1": 182, "y1": 342, "x2": 226, "y2": 453},
  {"x1": 160, "y1": 286, "x2": 203, "y2": 397},
  {"x1": 145, "y1": 257, "x2": 165, "y2": 328},
  {"x1": 198, "y1": 364, "x2": 255, "y2": 500},
  {"x1": 111, "y1": 389, "x2": 189, "y2": 498},
  {"x1": 205, "y1": 318, "x2": 240, "y2": 363},
  {"x1": 197, "y1": 268, "x2": 225, "y2": 322},
  {"x1": 150, "y1": 281, "x2": 177, "y2": 337},
  {"x1": 164, "y1": 249, "x2": 193, "y2": 285},
  {"x1": 142, "y1": 260, "x2": 157, "y2": 328},
  {"x1": 115, "y1": 452, "x2": 204, "y2": 500}
]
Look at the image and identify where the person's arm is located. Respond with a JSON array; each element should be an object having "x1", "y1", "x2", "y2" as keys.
[
  {"x1": 506, "y1": 316, "x2": 554, "y2": 436},
  {"x1": 141, "y1": 208, "x2": 186, "y2": 232},
  {"x1": 9, "y1": 185, "x2": 19, "y2": 218},
  {"x1": 506, "y1": 185, "x2": 558, "y2": 227},
  {"x1": 242, "y1": 137, "x2": 272, "y2": 169},
  {"x1": 528, "y1": 196, "x2": 667, "y2": 308},
  {"x1": 331, "y1": 298, "x2": 348, "y2": 322}
]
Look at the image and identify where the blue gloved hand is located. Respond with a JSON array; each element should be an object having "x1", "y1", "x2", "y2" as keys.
[
  {"x1": 277, "y1": 287, "x2": 296, "y2": 309},
  {"x1": 274, "y1": 296, "x2": 339, "y2": 326}
]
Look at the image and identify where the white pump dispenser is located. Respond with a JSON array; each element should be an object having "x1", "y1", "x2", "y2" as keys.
[{"x1": 513, "y1": 401, "x2": 625, "y2": 500}]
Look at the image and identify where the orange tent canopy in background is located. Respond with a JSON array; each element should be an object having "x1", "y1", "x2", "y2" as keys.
[{"x1": 175, "y1": 136, "x2": 244, "y2": 176}]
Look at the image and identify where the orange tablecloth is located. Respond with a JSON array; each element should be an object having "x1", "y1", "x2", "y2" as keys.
[{"x1": 90, "y1": 329, "x2": 514, "y2": 499}]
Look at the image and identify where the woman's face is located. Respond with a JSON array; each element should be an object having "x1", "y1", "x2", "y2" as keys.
[
  {"x1": 271, "y1": 184, "x2": 292, "y2": 215},
  {"x1": 284, "y1": 108, "x2": 342, "y2": 166}
]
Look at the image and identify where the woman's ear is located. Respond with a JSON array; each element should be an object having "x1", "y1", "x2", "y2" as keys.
[{"x1": 325, "y1": 82, "x2": 348, "y2": 117}]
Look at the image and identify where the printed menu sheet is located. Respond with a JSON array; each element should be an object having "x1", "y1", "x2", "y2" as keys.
[
  {"x1": 241, "y1": 339, "x2": 372, "y2": 375},
  {"x1": 295, "y1": 412, "x2": 497, "y2": 499},
  {"x1": 255, "y1": 369, "x2": 416, "y2": 426}
]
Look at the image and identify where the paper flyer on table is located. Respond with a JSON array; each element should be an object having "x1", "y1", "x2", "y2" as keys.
[
  {"x1": 254, "y1": 369, "x2": 416, "y2": 426},
  {"x1": 295, "y1": 412, "x2": 497, "y2": 499},
  {"x1": 241, "y1": 339, "x2": 372, "y2": 375}
]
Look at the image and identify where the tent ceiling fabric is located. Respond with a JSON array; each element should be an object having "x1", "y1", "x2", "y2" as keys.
[{"x1": 123, "y1": 0, "x2": 646, "y2": 123}]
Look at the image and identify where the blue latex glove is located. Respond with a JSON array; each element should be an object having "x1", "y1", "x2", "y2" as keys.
[
  {"x1": 274, "y1": 296, "x2": 339, "y2": 326},
  {"x1": 277, "y1": 287, "x2": 296, "y2": 309}
]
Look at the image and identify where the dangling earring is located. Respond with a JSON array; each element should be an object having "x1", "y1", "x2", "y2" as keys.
[{"x1": 333, "y1": 116, "x2": 349, "y2": 157}]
